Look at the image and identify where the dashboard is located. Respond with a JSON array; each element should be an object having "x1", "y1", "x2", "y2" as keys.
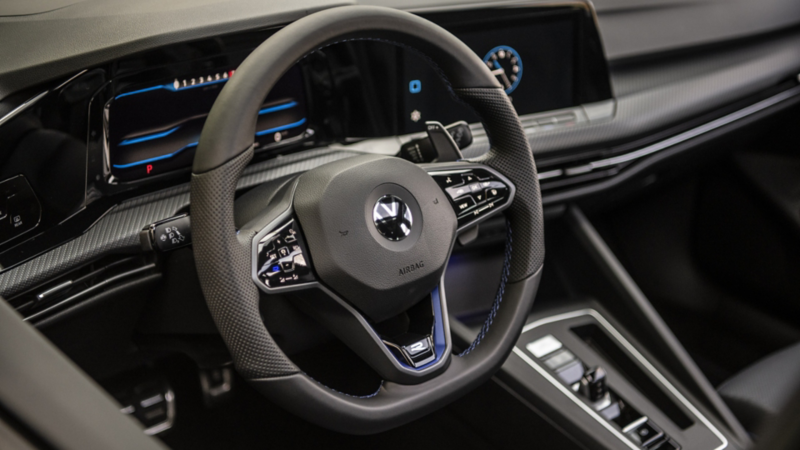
[
  {"x1": 2, "y1": 1, "x2": 800, "y2": 448},
  {"x1": 99, "y1": 6, "x2": 609, "y2": 183},
  {"x1": 0, "y1": 0, "x2": 799, "y2": 299},
  {"x1": 0, "y1": 3, "x2": 612, "y2": 270}
]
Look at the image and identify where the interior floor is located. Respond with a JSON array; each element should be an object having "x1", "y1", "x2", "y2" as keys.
[{"x1": 154, "y1": 355, "x2": 582, "y2": 450}]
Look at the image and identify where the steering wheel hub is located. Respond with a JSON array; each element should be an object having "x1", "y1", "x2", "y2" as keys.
[
  {"x1": 373, "y1": 194, "x2": 413, "y2": 241},
  {"x1": 293, "y1": 155, "x2": 457, "y2": 322}
]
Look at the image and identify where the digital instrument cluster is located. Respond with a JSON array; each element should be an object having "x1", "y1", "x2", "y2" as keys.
[{"x1": 106, "y1": 66, "x2": 307, "y2": 182}]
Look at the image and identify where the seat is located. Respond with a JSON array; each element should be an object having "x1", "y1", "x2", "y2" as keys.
[{"x1": 718, "y1": 342, "x2": 800, "y2": 433}]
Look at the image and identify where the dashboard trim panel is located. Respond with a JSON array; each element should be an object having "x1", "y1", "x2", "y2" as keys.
[{"x1": 536, "y1": 83, "x2": 800, "y2": 181}]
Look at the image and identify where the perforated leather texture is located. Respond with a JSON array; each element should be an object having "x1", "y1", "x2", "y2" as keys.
[
  {"x1": 191, "y1": 148, "x2": 298, "y2": 379},
  {"x1": 459, "y1": 87, "x2": 545, "y2": 282}
]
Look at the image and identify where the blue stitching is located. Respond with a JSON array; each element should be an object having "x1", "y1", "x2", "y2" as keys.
[
  {"x1": 459, "y1": 221, "x2": 512, "y2": 357},
  {"x1": 303, "y1": 371, "x2": 384, "y2": 399}
]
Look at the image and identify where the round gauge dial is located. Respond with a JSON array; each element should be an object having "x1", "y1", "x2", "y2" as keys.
[{"x1": 483, "y1": 46, "x2": 523, "y2": 94}]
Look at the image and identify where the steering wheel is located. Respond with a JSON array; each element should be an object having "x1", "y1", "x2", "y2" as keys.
[{"x1": 190, "y1": 5, "x2": 544, "y2": 435}]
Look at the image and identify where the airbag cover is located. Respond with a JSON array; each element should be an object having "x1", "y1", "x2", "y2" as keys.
[{"x1": 293, "y1": 155, "x2": 456, "y2": 322}]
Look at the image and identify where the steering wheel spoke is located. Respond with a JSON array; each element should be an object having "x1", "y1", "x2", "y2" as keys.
[
  {"x1": 424, "y1": 162, "x2": 516, "y2": 233},
  {"x1": 290, "y1": 280, "x2": 452, "y2": 384}
]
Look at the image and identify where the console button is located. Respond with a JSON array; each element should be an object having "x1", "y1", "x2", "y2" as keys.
[
  {"x1": 626, "y1": 420, "x2": 664, "y2": 448},
  {"x1": 526, "y1": 335, "x2": 563, "y2": 358},
  {"x1": 543, "y1": 349, "x2": 576, "y2": 370},
  {"x1": 556, "y1": 360, "x2": 585, "y2": 385}
]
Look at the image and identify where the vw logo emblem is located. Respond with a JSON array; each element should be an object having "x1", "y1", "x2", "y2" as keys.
[{"x1": 372, "y1": 195, "x2": 413, "y2": 241}]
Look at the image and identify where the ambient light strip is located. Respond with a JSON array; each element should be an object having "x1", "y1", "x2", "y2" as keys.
[{"x1": 516, "y1": 309, "x2": 728, "y2": 450}]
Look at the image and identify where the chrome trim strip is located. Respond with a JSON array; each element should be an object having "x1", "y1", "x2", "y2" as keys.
[
  {"x1": 53, "y1": 70, "x2": 88, "y2": 92},
  {"x1": 0, "y1": 91, "x2": 49, "y2": 128},
  {"x1": 517, "y1": 308, "x2": 728, "y2": 450},
  {"x1": 538, "y1": 169, "x2": 562, "y2": 180},
  {"x1": 24, "y1": 263, "x2": 155, "y2": 322},
  {"x1": 142, "y1": 389, "x2": 175, "y2": 436},
  {"x1": 589, "y1": 85, "x2": 800, "y2": 170},
  {"x1": 621, "y1": 415, "x2": 649, "y2": 433}
]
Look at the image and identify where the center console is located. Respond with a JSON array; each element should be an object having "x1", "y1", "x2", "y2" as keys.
[
  {"x1": 513, "y1": 307, "x2": 725, "y2": 450},
  {"x1": 450, "y1": 206, "x2": 751, "y2": 450}
]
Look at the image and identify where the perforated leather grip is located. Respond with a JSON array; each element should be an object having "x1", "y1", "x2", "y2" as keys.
[{"x1": 458, "y1": 87, "x2": 545, "y2": 281}]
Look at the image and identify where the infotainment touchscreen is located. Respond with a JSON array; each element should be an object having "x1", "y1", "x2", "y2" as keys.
[{"x1": 401, "y1": 7, "x2": 611, "y2": 134}]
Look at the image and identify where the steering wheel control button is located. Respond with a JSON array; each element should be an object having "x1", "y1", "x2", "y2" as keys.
[
  {"x1": 429, "y1": 167, "x2": 513, "y2": 230},
  {"x1": 256, "y1": 218, "x2": 315, "y2": 290},
  {"x1": 372, "y1": 194, "x2": 413, "y2": 241}
]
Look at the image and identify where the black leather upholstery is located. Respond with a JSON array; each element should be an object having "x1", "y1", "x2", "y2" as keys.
[{"x1": 718, "y1": 342, "x2": 800, "y2": 433}]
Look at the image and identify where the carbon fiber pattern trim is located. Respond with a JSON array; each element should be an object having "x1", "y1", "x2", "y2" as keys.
[
  {"x1": 458, "y1": 87, "x2": 545, "y2": 282},
  {"x1": 0, "y1": 149, "x2": 359, "y2": 298},
  {"x1": 192, "y1": 148, "x2": 298, "y2": 379}
]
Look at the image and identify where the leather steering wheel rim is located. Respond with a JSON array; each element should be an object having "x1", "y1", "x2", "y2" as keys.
[{"x1": 191, "y1": 5, "x2": 544, "y2": 435}]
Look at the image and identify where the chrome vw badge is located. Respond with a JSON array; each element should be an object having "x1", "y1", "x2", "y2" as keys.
[{"x1": 372, "y1": 195, "x2": 413, "y2": 241}]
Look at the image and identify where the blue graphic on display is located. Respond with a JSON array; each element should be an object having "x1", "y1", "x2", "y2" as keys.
[{"x1": 483, "y1": 46, "x2": 523, "y2": 94}]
